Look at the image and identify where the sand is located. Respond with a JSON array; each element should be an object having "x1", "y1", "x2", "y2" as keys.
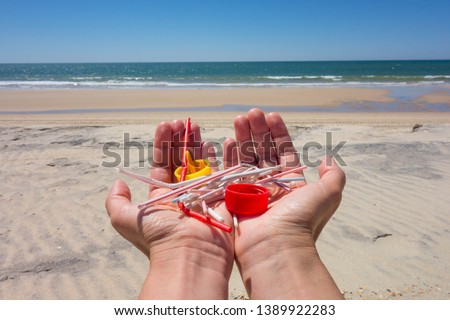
[
  {"x1": 1, "y1": 88, "x2": 450, "y2": 300},
  {"x1": 418, "y1": 90, "x2": 450, "y2": 105},
  {"x1": 0, "y1": 88, "x2": 394, "y2": 112}
]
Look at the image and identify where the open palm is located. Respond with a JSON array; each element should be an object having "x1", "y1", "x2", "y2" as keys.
[
  {"x1": 222, "y1": 109, "x2": 345, "y2": 274},
  {"x1": 106, "y1": 120, "x2": 234, "y2": 269}
]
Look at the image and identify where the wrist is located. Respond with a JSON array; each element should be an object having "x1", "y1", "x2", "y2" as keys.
[
  {"x1": 237, "y1": 235, "x2": 342, "y2": 299},
  {"x1": 140, "y1": 242, "x2": 233, "y2": 299},
  {"x1": 236, "y1": 230, "x2": 317, "y2": 273}
]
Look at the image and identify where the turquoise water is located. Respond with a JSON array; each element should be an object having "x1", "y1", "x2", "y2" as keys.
[{"x1": 1, "y1": 60, "x2": 450, "y2": 89}]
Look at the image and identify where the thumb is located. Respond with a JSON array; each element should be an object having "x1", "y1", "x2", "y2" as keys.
[
  {"x1": 105, "y1": 179, "x2": 134, "y2": 228},
  {"x1": 317, "y1": 156, "x2": 346, "y2": 197},
  {"x1": 311, "y1": 156, "x2": 346, "y2": 240}
]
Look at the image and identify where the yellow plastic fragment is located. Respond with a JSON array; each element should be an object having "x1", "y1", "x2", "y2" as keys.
[{"x1": 174, "y1": 150, "x2": 211, "y2": 181}]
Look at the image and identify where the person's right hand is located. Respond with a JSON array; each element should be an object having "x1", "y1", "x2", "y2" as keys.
[
  {"x1": 106, "y1": 120, "x2": 234, "y2": 299},
  {"x1": 223, "y1": 108, "x2": 346, "y2": 299}
]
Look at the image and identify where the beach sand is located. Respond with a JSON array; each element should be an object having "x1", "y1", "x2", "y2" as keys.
[
  {"x1": 1, "y1": 88, "x2": 450, "y2": 299},
  {"x1": 0, "y1": 87, "x2": 394, "y2": 112}
]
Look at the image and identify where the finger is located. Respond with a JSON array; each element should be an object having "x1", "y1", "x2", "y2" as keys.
[
  {"x1": 314, "y1": 157, "x2": 346, "y2": 239},
  {"x1": 202, "y1": 141, "x2": 218, "y2": 172},
  {"x1": 247, "y1": 108, "x2": 277, "y2": 167},
  {"x1": 317, "y1": 156, "x2": 346, "y2": 197},
  {"x1": 171, "y1": 119, "x2": 185, "y2": 168},
  {"x1": 105, "y1": 180, "x2": 148, "y2": 255},
  {"x1": 223, "y1": 137, "x2": 238, "y2": 169},
  {"x1": 151, "y1": 121, "x2": 173, "y2": 188},
  {"x1": 105, "y1": 180, "x2": 136, "y2": 230},
  {"x1": 266, "y1": 112, "x2": 301, "y2": 171},
  {"x1": 189, "y1": 122, "x2": 203, "y2": 160},
  {"x1": 234, "y1": 114, "x2": 258, "y2": 165}
]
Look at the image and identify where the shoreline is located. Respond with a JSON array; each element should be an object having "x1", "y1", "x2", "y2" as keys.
[{"x1": 1, "y1": 86, "x2": 449, "y2": 116}]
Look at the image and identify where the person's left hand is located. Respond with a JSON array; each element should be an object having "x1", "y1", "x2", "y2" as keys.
[{"x1": 105, "y1": 120, "x2": 234, "y2": 299}]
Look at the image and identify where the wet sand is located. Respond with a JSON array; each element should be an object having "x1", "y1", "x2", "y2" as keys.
[{"x1": 0, "y1": 87, "x2": 395, "y2": 112}]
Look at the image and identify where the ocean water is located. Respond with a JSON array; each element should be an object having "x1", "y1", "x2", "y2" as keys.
[{"x1": 1, "y1": 60, "x2": 450, "y2": 90}]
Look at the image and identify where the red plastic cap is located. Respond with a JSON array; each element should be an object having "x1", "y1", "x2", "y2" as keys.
[{"x1": 225, "y1": 184, "x2": 269, "y2": 215}]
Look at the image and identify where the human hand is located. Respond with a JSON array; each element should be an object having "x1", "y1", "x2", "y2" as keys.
[
  {"x1": 106, "y1": 120, "x2": 234, "y2": 299},
  {"x1": 223, "y1": 108, "x2": 345, "y2": 299}
]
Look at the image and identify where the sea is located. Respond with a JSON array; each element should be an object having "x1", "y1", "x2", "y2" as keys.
[
  {"x1": 1, "y1": 60, "x2": 449, "y2": 90},
  {"x1": 1, "y1": 60, "x2": 450, "y2": 112}
]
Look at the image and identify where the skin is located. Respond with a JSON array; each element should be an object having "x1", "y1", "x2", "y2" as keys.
[
  {"x1": 224, "y1": 108, "x2": 345, "y2": 299},
  {"x1": 105, "y1": 109, "x2": 346, "y2": 300},
  {"x1": 106, "y1": 120, "x2": 234, "y2": 299}
]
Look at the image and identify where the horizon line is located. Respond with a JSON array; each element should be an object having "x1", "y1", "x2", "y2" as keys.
[{"x1": 1, "y1": 58, "x2": 450, "y2": 64}]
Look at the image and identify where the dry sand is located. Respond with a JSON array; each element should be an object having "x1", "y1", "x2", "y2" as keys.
[{"x1": 1, "y1": 89, "x2": 450, "y2": 300}]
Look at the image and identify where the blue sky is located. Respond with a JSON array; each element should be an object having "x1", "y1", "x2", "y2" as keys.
[{"x1": 1, "y1": 0, "x2": 449, "y2": 63}]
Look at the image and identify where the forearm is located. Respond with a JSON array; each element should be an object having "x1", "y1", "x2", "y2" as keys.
[
  {"x1": 237, "y1": 241, "x2": 343, "y2": 300},
  {"x1": 139, "y1": 247, "x2": 232, "y2": 300}
]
